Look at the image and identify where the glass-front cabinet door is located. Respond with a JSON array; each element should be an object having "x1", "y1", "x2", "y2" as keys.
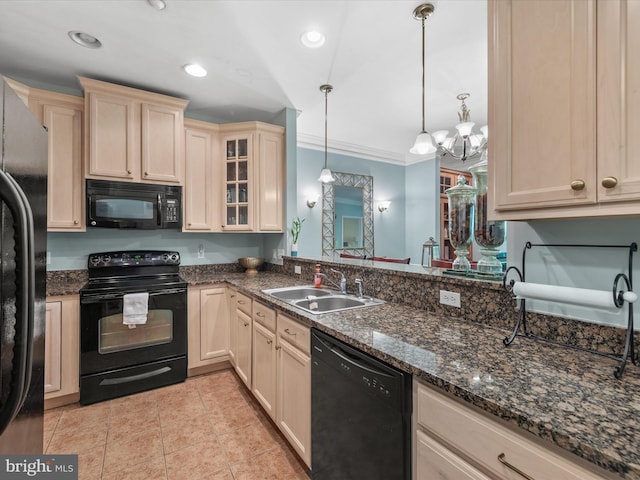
[{"x1": 223, "y1": 135, "x2": 253, "y2": 230}]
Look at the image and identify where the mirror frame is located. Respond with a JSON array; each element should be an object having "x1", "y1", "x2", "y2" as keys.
[{"x1": 322, "y1": 172, "x2": 374, "y2": 258}]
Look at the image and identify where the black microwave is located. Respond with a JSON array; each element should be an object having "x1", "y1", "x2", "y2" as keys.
[{"x1": 86, "y1": 179, "x2": 182, "y2": 229}]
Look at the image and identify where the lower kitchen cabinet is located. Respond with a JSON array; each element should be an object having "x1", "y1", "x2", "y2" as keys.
[
  {"x1": 187, "y1": 285, "x2": 229, "y2": 374},
  {"x1": 413, "y1": 380, "x2": 611, "y2": 480},
  {"x1": 228, "y1": 289, "x2": 253, "y2": 388},
  {"x1": 45, "y1": 295, "x2": 79, "y2": 407},
  {"x1": 251, "y1": 302, "x2": 277, "y2": 419},
  {"x1": 276, "y1": 312, "x2": 311, "y2": 468},
  {"x1": 416, "y1": 429, "x2": 491, "y2": 480}
]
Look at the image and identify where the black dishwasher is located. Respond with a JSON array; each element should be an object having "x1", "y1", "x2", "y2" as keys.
[{"x1": 311, "y1": 328, "x2": 412, "y2": 480}]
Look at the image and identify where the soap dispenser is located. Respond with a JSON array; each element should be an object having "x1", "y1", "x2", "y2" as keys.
[{"x1": 314, "y1": 264, "x2": 323, "y2": 288}]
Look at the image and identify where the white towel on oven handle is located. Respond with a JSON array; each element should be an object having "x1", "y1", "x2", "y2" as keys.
[{"x1": 123, "y1": 292, "x2": 149, "y2": 325}]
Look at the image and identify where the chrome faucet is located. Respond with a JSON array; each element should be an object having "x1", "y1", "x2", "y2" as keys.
[
  {"x1": 354, "y1": 278, "x2": 364, "y2": 298},
  {"x1": 319, "y1": 268, "x2": 347, "y2": 294}
]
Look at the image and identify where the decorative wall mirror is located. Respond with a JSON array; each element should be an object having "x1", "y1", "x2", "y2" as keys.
[{"x1": 322, "y1": 172, "x2": 374, "y2": 258}]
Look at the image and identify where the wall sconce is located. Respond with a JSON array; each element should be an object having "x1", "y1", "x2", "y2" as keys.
[
  {"x1": 306, "y1": 195, "x2": 320, "y2": 208},
  {"x1": 377, "y1": 201, "x2": 391, "y2": 213}
]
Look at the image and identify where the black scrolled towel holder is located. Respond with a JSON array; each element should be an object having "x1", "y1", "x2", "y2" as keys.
[{"x1": 502, "y1": 242, "x2": 638, "y2": 379}]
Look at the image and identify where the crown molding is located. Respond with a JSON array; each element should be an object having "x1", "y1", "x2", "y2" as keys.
[{"x1": 297, "y1": 133, "x2": 433, "y2": 166}]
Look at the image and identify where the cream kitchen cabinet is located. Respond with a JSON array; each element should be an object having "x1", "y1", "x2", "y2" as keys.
[
  {"x1": 183, "y1": 119, "x2": 222, "y2": 232},
  {"x1": 28, "y1": 88, "x2": 85, "y2": 231},
  {"x1": 276, "y1": 312, "x2": 311, "y2": 467},
  {"x1": 79, "y1": 76, "x2": 188, "y2": 185},
  {"x1": 413, "y1": 380, "x2": 613, "y2": 480},
  {"x1": 45, "y1": 295, "x2": 79, "y2": 408},
  {"x1": 251, "y1": 302, "x2": 277, "y2": 420},
  {"x1": 220, "y1": 122, "x2": 284, "y2": 232},
  {"x1": 228, "y1": 289, "x2": 252, "y2": 388},
  {"x1": 489, "y1": 0, "x2": 640, "y2": 220},
  {"x1": 187, "y1": 285, "x2": 229, "y2": 375}
]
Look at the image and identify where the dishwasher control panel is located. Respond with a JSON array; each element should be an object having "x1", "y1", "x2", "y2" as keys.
[{"x1": 311, "y1": 329, "x2": 409, "y2": 410}]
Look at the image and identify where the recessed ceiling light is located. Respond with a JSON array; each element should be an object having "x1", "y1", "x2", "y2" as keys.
[
  {"x1": 301, "y1": 31, "x2": 325, "y2": 48},
  {"x1": 183, "y1": 64, "x2": 207, "y2": 78},
  {"x1": 147, "y1": 0, "x2": 167, "y2": 10},
  {"x1": 68, "y1": 31, "x2": 102, "y2": 49}
]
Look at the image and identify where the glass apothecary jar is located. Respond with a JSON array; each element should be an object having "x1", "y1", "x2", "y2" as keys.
[
  {"x1": 469, "y1": 152, "x2": 505, "y2": 275},
  {"x1": 445, "y1": 175, "x2": 476, "y2": 272}
]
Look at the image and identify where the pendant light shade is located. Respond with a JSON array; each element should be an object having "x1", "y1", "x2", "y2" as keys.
[
  {"x1": 318, "y1": 84, "x2": 335, "y2": 183},
  {"x1": 411, "y1": 3, "x2": 437, "y2": 156},
  {"x1": 410, "y1": 132, "x2": 437, "y2": 155}
]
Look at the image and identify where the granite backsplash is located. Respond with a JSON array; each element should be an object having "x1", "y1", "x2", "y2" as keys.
[{"x1": 277, "y1": 256, "x2": 637, "y2": 359}]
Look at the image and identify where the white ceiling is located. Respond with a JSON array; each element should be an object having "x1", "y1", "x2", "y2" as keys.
[{"x1": 0, "y1": 0, "x2": 487, "y2": 167}]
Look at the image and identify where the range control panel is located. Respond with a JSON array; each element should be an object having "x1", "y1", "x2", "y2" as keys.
[{"x1": 88, "y1": 250, "x2": 180, "y2": 268}]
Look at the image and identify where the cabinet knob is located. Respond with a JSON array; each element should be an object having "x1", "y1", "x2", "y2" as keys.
[
  {"x1": 570, "y1": 179, "x2": 585, "y2": 191},
  {"x1": 243, "y1": 321, "x2": 249, "y2": 327},
  {"x1": 144, "y1": 172, "x2": 148, "y2": 176},
  {"x1": 127, "y1": 170, "x2": 132, "y2": 174},
  {"x1": 601, "y1": 176, "x2": 618, "y2": 189},
  {"x1": 73, "y1": 220, "x2": 78, "y2": 225},
  {"x1": 275, "y1": 345, "x2": 281, "y2": 350},
  {"x1": 267, "y1": 339, "x2": 273, "y2": 345}
]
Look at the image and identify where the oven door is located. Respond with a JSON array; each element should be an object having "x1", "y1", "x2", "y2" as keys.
[{"x1": 80, "y1": 287, "x2": 186, "y2": 376}]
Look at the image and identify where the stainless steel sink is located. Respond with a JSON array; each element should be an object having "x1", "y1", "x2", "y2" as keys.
[
  {"x1": 262, "y1": 286, "x2": 384, "y2": 314},
  {"x1": 264, "y1": 286, "x2": 334, "y2": 301}
]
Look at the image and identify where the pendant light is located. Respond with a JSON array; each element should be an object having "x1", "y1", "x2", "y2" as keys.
[
  {"x1": 410, "y1": 3, "x2": 437, "y2": 155},
  {"x1": 318, "y1": 84, "x2": 335, "y2": 183}
]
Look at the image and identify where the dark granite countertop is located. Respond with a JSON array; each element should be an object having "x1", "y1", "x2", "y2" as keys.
[{"x1": 51, "y1": 269, "x2": 639, "y2": 478}]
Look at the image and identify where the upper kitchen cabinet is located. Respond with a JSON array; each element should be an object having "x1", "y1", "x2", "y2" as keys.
[
  {"x1": 489, "y1": 0, "x2": 640, "y2": 220},
  {"x1": 220, "y1": 122, "x2": 284, "y2": 232},
  {"x1": 79, "y1": 77, "x2": 189, "y2": 185},
  {"x1": 183, "y1": 119, "x2": 222, "y2": 232},
  {"x1": 29, "y1": 87, "x2": 85, "y2": 231}
]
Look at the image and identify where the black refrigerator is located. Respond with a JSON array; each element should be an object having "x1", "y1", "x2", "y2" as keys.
[{"x1": 0, "y1": 78, "x2": 47, "y2": 453}]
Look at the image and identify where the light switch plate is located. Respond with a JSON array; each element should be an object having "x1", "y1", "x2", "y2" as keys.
[
  {"x1": 197, "y1": 244, "x2": 205, "y2": 259},
  {"x1": 294, "y1": 265, "x2": 302, "y2": 274}
]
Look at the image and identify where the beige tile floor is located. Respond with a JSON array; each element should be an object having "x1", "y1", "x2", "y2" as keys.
[{"x1": 43, "y1": 369, "x2": 310, "y2": 480}]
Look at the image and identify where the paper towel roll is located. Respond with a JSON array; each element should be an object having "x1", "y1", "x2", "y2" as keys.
[{"x1": 511, "y1": 282, "x2": 636, "y2": 310}]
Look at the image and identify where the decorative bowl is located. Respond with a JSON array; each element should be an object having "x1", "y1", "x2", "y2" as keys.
[{"x1": 238, "y1": 257, "x2": 264, "y2": 275}]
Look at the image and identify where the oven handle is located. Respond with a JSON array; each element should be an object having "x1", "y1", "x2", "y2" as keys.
[
  {"x1": 81, "y1": 288, "x2": 186, "y2": 303},
  {"x1": 99, "y1": 366, "x2": 172, "y2": 386}
]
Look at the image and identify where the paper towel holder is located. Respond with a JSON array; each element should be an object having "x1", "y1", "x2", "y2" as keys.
[{"x1": 502, "y1": 242, "x2": 638, "y2": 379}]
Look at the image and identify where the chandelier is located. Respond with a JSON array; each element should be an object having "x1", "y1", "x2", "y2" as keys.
[
  {"x1": 410, "y1": 3, "x2": 487, "y2": 162},
  {"x1": 432, "y1": 93, "x2": 487, "y2": 163}
]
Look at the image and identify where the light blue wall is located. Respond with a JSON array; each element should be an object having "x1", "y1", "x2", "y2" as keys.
[
  {"x1": 404, "y1": 159, "x2": 440, "y2": 264},
  {"x1": 294, "y1": 148, "x2": 407, "y2": 259},
  {"x1": 507, "y1": 218, "x2": 640, "y2": 330},
  {"x1": 263, "y1": 107, "x2": 297, "y2": 264},
  {"x1": 47, "y1": 230, "x2": 276, "y2": 270}
]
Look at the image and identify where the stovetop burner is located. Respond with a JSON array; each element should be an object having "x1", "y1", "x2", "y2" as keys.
[{"x1": 81, "y1": 250, "x2": 185, "y2": 295}]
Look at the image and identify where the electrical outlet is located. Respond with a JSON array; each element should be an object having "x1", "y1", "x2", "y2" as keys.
[
  {"x1": 440, "y1": 290, "x2": 461, "y2": 308},
  {"x1": 46, "y1": 251, "x2": 51, "y2": 265},
  {"x1": 277, "y1": 249, "x2": 285, "y2": 259},
  {"x1": 197, "y1": 244, "x2": 205, "y2": 259},
  {"x1": 294, "y1": 265, "x2": 302, "y2": 274}
]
